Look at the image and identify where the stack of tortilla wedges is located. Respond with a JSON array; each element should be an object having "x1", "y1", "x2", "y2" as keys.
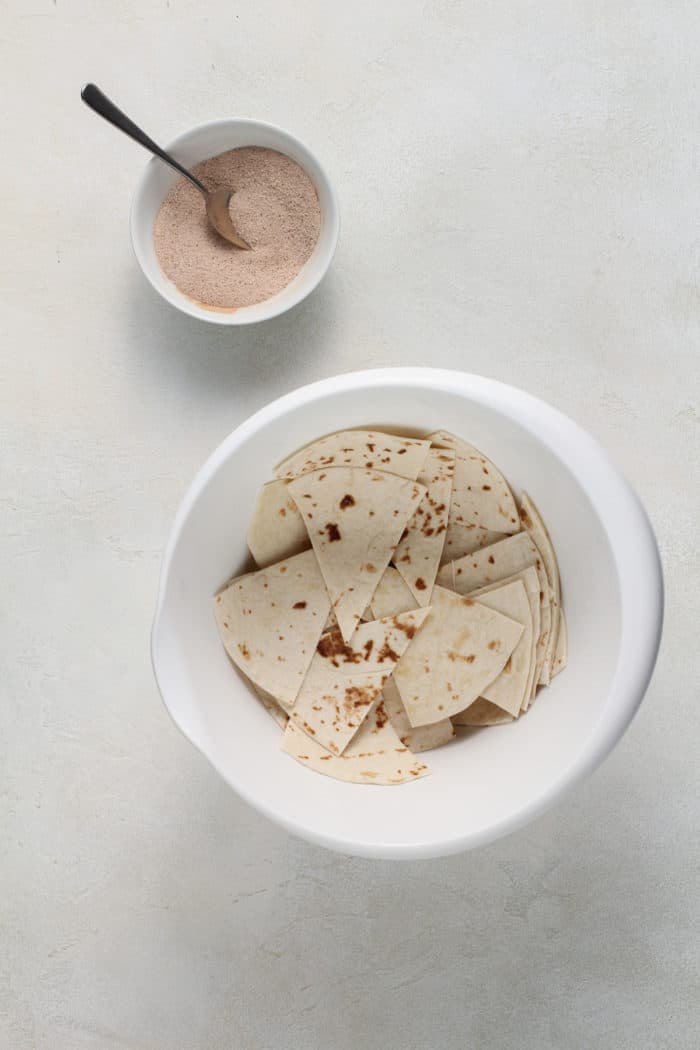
[{"x1": 214, "y1": 430, "x2": 567, "y2": 786}]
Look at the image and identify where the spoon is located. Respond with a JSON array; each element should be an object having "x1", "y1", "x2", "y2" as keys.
[{"x1": 81, "y1": 83, "x2": 251, "y2": 250}]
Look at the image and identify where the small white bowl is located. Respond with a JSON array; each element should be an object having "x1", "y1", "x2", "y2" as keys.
[
  {"x1": 130, "y1": 118, "x2": 339, "y2": 324},
  {"x1": 151, "y1": 369, "x2": 663, "y2": 859}
]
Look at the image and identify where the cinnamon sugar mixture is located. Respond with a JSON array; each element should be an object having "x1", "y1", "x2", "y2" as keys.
[{"x1": 154, "y1": 147, "x2": 321, "y2": 310}]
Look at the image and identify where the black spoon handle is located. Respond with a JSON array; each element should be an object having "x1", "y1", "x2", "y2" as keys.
[{"x1": 80, "y1": 83, "x2": 207, "y2": 195}]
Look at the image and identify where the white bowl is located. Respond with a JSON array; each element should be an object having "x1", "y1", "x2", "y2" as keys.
[
  {"x1": 151, "y1": 369, "x2": 663, "y2": 859},
  {"x1": 130, "y1": 118, "x2": 339, "y2": 324}
]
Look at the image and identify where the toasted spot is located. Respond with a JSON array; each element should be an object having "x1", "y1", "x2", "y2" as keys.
[
  {"x1": 324, "y1": 522, "x2": 341, "y2": 542},
  {"x1": 339, "y1": 494, "x2": 355, "y2": 510},
  {"x1": 415, "y1": 577, "x2": 427, "y2": 591},
  {"x1": 238, "y1": 643, "x2": 251, "y2": 661},
  {"x1": 293, "y1": 600, "x2": 307, "y2": 610}
]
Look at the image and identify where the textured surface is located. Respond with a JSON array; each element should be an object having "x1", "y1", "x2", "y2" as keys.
[{"x1": 1, "y1": 1, "x2": 698, "y2": 1048}]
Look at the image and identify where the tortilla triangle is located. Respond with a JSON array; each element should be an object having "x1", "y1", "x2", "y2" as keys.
[{"x1": 288, "y1": 467, "x2": 425, "y2": 641}]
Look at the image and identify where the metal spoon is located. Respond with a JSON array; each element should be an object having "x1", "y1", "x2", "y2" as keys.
[{"x1": 80, "y1": 83, "x2": 251, "y2": 251}]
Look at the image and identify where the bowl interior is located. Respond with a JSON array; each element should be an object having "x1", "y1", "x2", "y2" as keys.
[
  {"x1": 131, "y1": 119, "x2": 338, "y2": 324},
  {"x1": 152, "y1": 373, "x2": 652, "y2": 857}
]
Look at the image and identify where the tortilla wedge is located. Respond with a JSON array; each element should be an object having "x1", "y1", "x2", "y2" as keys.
[
  {"x1": 452, "y1": 698, "x2": 515, "y2": 726},
  {"x1": 289, "y1": 609, "x2": 431, "y2": 754},
  {"x1": 470, "y1": 580, "x2": 532, "y2": 716},
  {"x1": 282, "y1": 698, "x2": 431, "y2": 785},
  {"x1": 247, "y1": 479, "x2": 310, "y2": 568},
  {"x1": 438, "y1": 533, "x2": 551, "y2": 703},
  {"x1": 213, "y1": 548, "x2": 331, "y2": 710},
  {"x1": 551, "y1": 608, "x2": 568, "y2": 678},
  {"x1": 393, "y1": 586, "x2": 524, "y2": 727},
  {"x1": 288, "y1": 467, "x2": 425, "y2": 642},
  {"x1": 427, "y1": 430, "x2": 520, "y2": 533},
  {"x1": 468, "y1": 566, "x2": 541, "y2": 712},
  {"x1": 393, "y1": 448, "x2": 455, "y2": 604},
  {"x1": 381, "y1": 677, "x2": 455, "y2": 752},
  {"x1": 276, "y1": 430, "x2": 431, "y2": 482},
  {"x1": 369, "y1": 565, "x2": 416, "y2": 619},
  {"x1": 440, "y1": 522, "x2": 509, "y2": 564},
  {"x1": 519, "y1": 492, "x2": 561, "y2": 684}
]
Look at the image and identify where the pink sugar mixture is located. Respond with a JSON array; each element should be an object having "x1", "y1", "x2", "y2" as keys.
[{"x1": 153, "y1": 147, "x2": 321, "y2": 310}]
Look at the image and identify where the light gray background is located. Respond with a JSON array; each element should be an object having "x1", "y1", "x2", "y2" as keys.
[{"x1": 2, "y1": 2, "x2": 698, "y2": 1047}]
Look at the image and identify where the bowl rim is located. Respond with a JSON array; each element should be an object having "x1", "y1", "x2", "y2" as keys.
[
  {"x1": 129, "y1": 116, "x2": 340, "y2": 326},
  {"x1": 151, "y1": 368, "x2": 664, "y2": 858}
]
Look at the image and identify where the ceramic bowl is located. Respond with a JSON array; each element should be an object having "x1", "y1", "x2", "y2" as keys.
[
  {"x1": 151, "y1": 369, "x2": 663, "y2": 858},
  {"x1": 130, "y1": 117, "x2": 339, "y2": 324}
]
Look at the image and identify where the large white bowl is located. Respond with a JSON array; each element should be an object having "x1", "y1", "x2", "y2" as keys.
[
  {"x1": 151, "y1": 369, "x2": 663, "y2": 859},
  {"x1": 131, "y1": 118, "x2": 339, "y2": 324}
]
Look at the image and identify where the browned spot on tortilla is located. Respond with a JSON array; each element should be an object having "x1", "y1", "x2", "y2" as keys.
[
  {"x1": 374, "y1": 701, "x2": 388, "y2": 728},
  {"x1": 293, "y1": 600, "x2": 307, "y2": 610},
  {"x1": 438, "y1": 453, "x2": 451, "y2": 461},
  {"x1": 363, "y1": 563, "x2": 377, "y2": 573},
  {"x1": 448, "y1": 650, "x2": 475, "y2": 663},
  {"x1": 461, "y1": 597, "x2": 475, "y2": 606},
  {"x1": 520, "y1": 507, "x2": 533, "y2": 527},
  {"x1": 216, "y1": 595, "x2": 222, "y2": 603},
  {"x1": 392, "y1": 616, "x2": 417, "y2": 640},
  {"x1": 503, "y1": 656, "x2": 512, "y2": 674},
  {"x1": 279, "y1": 507, "x2": 287, "y2": 517},
  {"x1": 438, "y1": 703, "x2": 444, "y2": 711},
  {"x1": 238, "y1": 643, "x2": 251, "y2": 660},
  {"x1": 363, "y1": 639, "x2": 374, "y2": 661},
  {"x1": 487, "y1": 640, "x2": 499, "y2": 650},
  {"x1": 320, "y1": 754, "x2": 331, "y2": 760},
  {"x1": 361, "y1": 770, "x2": 378, "y2": 778},
  {"x1": 377, "y1": 641, "x2": 400, "y2": 663},
  {"x1": 339, "y1": 494, "x2": 355, "y2": 510},
  {"x1": 488, "y1": 554, "x2": 495, "y2": 564},
  {"x1": 318, "y1": 473, "x2": 327, "y2": 480},
  {"x1": 483, "y1": 467, "x2": 489, "y2": 475},
  {"x1": 223, "y1": 621, "x2": 229, "y2": 629},
  {"x1": 397, "y1": 448, "x2": 407, "y2": 455},
  {"x1": 482, "y1": 485, "x2": 491, "y2": 491},
  {"x1": 324, "y1": 522, "x2": 341, "y2": 542},
  {"x1": 415, "y1": 577, "x2": 427, "y2": 591},
  {"x1": 343, "y1": 683, "x2": 376, "y2": 714}
]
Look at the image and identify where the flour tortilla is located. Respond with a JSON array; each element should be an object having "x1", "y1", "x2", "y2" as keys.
[
  {"x1": 438, "y1": 533, "x2": 551, "y2": 702},
  {"x1": 428, "y1": 430, "x2": 520, "y2": 533},
  {"x1": 369, "y1": 566, "x2": 416, "y2": 619},
  {"x1": 289, "y1": 609, "x2": 431, "y2": 754},
  {"x1": 393, "y1": 448, "x2": 455, "y2": 605},
  {"x1": 381, "y1": 677, "x2": 455, "y2": 752},
  {"x1": 469, "y1": 566, "x2": 541, "y2": 712},
  {"x1": 276, "y1": 430, "x2": 431, "y2": 482},
  {"x1": 282, "y1": 699, "x2": 431, "y2": 785},
  {"x1": 520, "y1": 492, "x2": 561, "y2": 684},
  {"x1": 213, "y1": 548, "x2": 330, "y2": 710},
  {"x1": 452, "y1": 698, "x2": 515, "y2": 726},
  {"x1": 246, "y1": 479, "x2": 310, "y2": 568},
  {"x1": 288, "y1": 467, "x2": 425, "y2": 642},
  {"x1": 551, "y1": 608, "x2": 568, "y2": 678},
  {"x1": 393, "y1": 586, "x2": 524, "y2": 727},
  {"x1": 440, "y1": 522, "x2": 509, "y2": 564},
  {"x1": 470, "y1": 580, "x2": 532, "y2": 716}
]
